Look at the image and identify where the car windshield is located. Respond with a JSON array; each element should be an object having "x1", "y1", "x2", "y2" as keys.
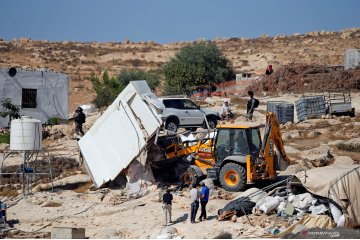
[{"x1": 246, "y1": 128, "x2": 261, "y2": 153}]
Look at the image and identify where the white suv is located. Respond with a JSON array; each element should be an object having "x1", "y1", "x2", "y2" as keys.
[{"x1": 159, "y1": 98, "x2": 221, "y2": 132}]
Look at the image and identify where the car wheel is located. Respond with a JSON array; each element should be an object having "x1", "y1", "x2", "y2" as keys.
[
  {"x1": 165, "y1": 120, "x2": 178, "y2": 132},
  {"x1": 206, "y1": 117, "x2": 217, "y2": 129}
]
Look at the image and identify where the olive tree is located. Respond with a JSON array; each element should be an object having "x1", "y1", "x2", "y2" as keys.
[{"x1": 163, "y1": 42, "x2": 235, "y2": 95}]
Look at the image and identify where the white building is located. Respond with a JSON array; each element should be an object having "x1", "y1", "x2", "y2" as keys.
[
  {"x1": 345, "y1": 49, "x2": 360, "y2": 70},
  {"x1": 0, "y1": 67, "x2": 69, "y2": 127}
]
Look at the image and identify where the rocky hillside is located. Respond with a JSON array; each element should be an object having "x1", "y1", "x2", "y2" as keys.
[{"x1": 1, "y1": 28, "x2": 360, "y2": 110}]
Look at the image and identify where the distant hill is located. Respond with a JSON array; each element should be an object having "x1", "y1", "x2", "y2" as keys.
[{"x1": 1, "y1": 28, "x2": 359, "y2": 110}]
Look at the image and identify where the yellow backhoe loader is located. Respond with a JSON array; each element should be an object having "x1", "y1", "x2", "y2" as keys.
[{"x1": 156, "y1": 112, "x2": 290, "y2": 191}]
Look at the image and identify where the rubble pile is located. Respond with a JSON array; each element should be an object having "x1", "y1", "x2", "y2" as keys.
[{"x1": 248, "y1": 63, "x2": 360, "y2": 93}]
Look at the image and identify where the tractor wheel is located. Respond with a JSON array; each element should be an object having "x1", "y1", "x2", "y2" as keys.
[
  {"x1": 219, "y1": 163, "x2": 246, "y2": 191},
  {"x1": 182, "y1": 168, "x2": 199, "y2": 186}
]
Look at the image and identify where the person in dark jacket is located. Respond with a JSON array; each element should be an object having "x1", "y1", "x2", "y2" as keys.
[
  {"x1": 74, "y1": 107, "x2": 86, "y2": 136},
  {"x1": 162, "y1": 188, "x2": 173, "y2": 226},
  {"x1": 246, "y1": 91, "x2": 256, "y2": 121}
]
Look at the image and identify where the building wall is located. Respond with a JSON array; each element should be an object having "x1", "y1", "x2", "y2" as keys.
[
  {"x1": 0, "y1": 68, "x2": 69, "y2": 127},
  {"x1": 345, "y1": 49, "x2": 360, "y2": 70}
]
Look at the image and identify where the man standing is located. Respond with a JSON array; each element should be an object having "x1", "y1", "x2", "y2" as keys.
[
  {"x1": 189, "y1": 183, "x2": 199, "y2": 224},
  {"x1": 246, "y1": 91, "x2": 258, "y2": 121},
  {"x1": 199, "y1": 181, "x2": 209, "y2": 222},
  {"x1": 162, "y1": 188, "x2": 173, "y2": 226},
  {"x1": 74, "y1": 107, "x2": 86, "y2": 136}
]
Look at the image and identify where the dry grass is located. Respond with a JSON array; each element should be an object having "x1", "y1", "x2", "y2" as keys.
[
  {"x1": 73, "y1": 182, "x2": 93, "y2": 193},
  {"x1": 336, "y1": 143, "x2": 360, "y2": 152},
  {"x1": 0, "y1": 187, "x2": 19, "y2": 197},
  {"x1": 257, "y1": 109, "x2": 267, "y2": 115},
  {"x1": 311, "y1": 121, "x2": 331, "y2": 129},
  {"x1": 230, "y1": 97, "x2": 248, "y2": 106},
  {"x1": 42, "y1": 201, "x2": 62, "y2": 207},
  {"x1": 329, "y1": 122, "x2": 355, "y2": 134}
]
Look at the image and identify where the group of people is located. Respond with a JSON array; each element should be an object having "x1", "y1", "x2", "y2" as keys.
[
  {"x1": 221, "y1": 90, "x2": 258, "y2": 121},
  {"x1": 162, "y1": 181, "x2": 210, "y2": 226}
]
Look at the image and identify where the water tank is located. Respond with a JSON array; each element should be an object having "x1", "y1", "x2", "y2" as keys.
[
  {"x1": 10, "y1": 116, "x2": 42, "y2": 151},
  {"x1": 267, "y1": 101, "x2": 294, "y2": 124},
  {"x1": 295, "y1": 96, "x2": 326, "y2": 122}
]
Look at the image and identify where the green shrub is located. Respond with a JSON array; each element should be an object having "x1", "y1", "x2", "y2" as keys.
[
  {"x1": 0, "y1": 133, "x2": 10, "y2": 144},
  {"x1": 90, "y1": 69, "x2": 161, "y2": 109},
  {"x1": 163, "y1": 42, "x2": 235, "y2": 95},
  {"x1": 0, "y1": 98, "x2": 21, "y2": 127},
  {"x1": 48, "y1": 117, "x2": 58, "y2": 126}
]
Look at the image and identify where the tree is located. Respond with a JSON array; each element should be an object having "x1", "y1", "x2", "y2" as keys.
[
  {"x1": 90, "y1": 71, "x2": 121, "y2": 109},
  {"x1": 90, "y1": 69, "x2": 160, "y2": 109},
  {"x1": 0, "y1": 98, "x2": 21, "y2": 127},
  {"x1": 117, "y1": 68, "x2": 160, "y2": 91},
  {"x1": 163, "y1": 42, "x2": 235, "y2": 94}
]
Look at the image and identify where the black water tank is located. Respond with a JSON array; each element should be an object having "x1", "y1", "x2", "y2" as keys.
[{"x1": 8, "y1": 67, "x2": 17, "y2": 77}]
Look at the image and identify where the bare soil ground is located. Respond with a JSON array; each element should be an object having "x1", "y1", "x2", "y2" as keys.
[{"x1": 1, "y1": 93, "x2": 360, "y2": 238}]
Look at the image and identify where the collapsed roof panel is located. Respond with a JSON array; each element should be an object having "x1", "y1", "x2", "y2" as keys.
[
  {"x1": 78, "y1": 81, "x2": 164, "y2": 187},
  {"x1": 295, "y1": 165, "x2": 360, "y2": 228}
]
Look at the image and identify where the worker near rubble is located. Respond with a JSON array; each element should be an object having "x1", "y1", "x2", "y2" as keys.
[
  {"x1": 246, "y1": 91, "x2": 259, "y2": 121},
  {"x1": 198, "y1": 181, "x2": 209, "y2": 222},
  {"x1": 74, "y1": 107, "x2": 86, "y2": 136},
  {"x1": 162, "y1": 187, "x2": 173, "y2": 226},
  {"x1": 221, "y1": 100, "x2": 234, "y2": 120},
  {"x1": 265, "y1": 64, "x2": 273, "y2": 75},
  {"x1": 189, "y1": 183, "x2": 199, "y2": 224}
]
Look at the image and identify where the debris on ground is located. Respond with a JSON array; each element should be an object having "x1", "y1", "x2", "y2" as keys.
[{"x1": 247, "y1": 63, "x2": 360, "y2": 93}]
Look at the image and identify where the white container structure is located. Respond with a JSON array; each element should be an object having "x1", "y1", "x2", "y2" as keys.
[
  {"x1": 10, "y1": 116, "x2": 42, "y2": 151},
  {"x1": 78, "y1": 81, "x2": 165, "y2": 188}
]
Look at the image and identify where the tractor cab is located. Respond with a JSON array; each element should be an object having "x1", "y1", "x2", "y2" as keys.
[{"x1": 214, "y1": 124, "x2": 262, "y2": 165}]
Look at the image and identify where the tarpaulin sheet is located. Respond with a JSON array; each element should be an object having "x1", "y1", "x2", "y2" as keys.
[{"x1": 295, "y1": 165, "x2": 360, "y2": 227}]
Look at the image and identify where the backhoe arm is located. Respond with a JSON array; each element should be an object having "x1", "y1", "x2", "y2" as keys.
[{"x1": 260, "y1": 112, "x2": 290, "y2": 178}]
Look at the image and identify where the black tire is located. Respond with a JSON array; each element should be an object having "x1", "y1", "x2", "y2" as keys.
[
  {"x1": 165, "y1": 119, "x2": 178, "y2": 132},
  {"x1": 182, "y1": 168, "x2": 200, "y2": 186},
  {"x1": 219, "y1": 163, "x2": 246, "y2": 192},
  {"x1": 205, "y1": 117, "x2": 217, "y2": 129},
  {"x1": 350, "y1": 108, "x2": 355, "y2": 118}
]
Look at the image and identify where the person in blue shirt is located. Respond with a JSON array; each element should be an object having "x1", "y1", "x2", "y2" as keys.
[{"x1": 198, "y1": 181, "x2": 209, "y2": 221}]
